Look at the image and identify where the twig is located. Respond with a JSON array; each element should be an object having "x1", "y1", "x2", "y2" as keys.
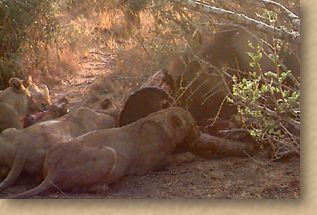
[
  {"x1": 132, "y1": 35, "x2": 154, "y2": 61},
  {"x1": 243, "y1": 151, "x2": 269, "y2": 166},
  {"x1": 205, "y1": 96, "x2": 227, "y2": 128},
  {"x1": 152, "y1": 170, "x2": 187, "y2": 175},
  {"x1": 49, "y1": 180, "x2": 70, "y2": 199},
  {"x1": 218, "y1": 128, "x2": 250, "y2": 134},
  {"x1": 235, "y1": 100, "x2": 300, "y2": 132},
  {"x1": 174, "y1": 72, "x2": 200, "y2": 103},
  {"x1": 260, "y1": 0, "x2": 300, "y2": 28}
]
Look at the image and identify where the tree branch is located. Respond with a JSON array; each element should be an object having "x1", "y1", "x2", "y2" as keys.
[
  {"x1": 172, "y1": 0, "x2": 300, "y2": 44},
  {"x1": 260, "y1": 0, "x2": 300, "y2": 29}
]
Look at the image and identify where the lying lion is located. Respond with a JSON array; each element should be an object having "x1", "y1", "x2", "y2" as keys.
[
  {"x1": 0, "y1": 77, "x2": 52, "y2": 132},
  {"x1": 23, "y1": 75, "x2": 52, "y2": 112},
  {"x1": 10, "y1": 107, "x2": 201, "y2": 198},
  {"x1": 0, "y1": 107, "x2": 117, "y2": 192},
  {"x1": 0, "y1": 78, "x2": 34, "y2": 132}
]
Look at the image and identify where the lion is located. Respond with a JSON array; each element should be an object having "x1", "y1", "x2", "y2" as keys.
[
  {"x1": 23, "y1": 76, "x2": 52, "y2": 112},
  {"x1": 0, "y1": 107, "x2": 117, "y2": 192},
  {"x1": 9, "y1": 107, "x2": 202, "y2": 198},
  {"x1": 0, "y1": 76, "x2": 53, "y2": 132},
  {"x1": 0, "y1": 78, "x2": 34, "y2": 132},
  {"x1": 0, "y1": 128, "x2": 22, "y2": 180}
]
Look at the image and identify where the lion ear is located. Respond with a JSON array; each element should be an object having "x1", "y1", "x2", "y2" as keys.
[
  {"x1": 9, "y1": 77, "x2": 24, "y2": 92},
  {"x1": 40, "y1": 84, "x2": 51, "y2": 104},
  {"x1": 23, "y1": 75, "x2": 33, "y2": 87},
  {"x1": 40, "y1": 84, "x2": 49, "y2": 95}
]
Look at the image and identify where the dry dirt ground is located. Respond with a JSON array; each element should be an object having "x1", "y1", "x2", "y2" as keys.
[
  {"x1": 0, "y1": 51, "x2": 300, "y2": 199},
  {"x1": 1, "y1": 153, "x2": 299, "y2": 199}
]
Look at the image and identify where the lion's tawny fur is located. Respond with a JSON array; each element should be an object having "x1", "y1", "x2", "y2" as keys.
[
  {"x1": 11, "y1": 107, "x2": 200, "y2": 198},
  {"x1": 0, "y1": 107, "x2": 117, "y2": 192},
  {"x1": 0, "y1": 77, "x2": 52, "y2": 132}
]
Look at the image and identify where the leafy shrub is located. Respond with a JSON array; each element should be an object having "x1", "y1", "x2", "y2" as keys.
[
  {"x1": 0, "y1": 0, "x2": 60, "y2": 89},
  {"x1": 228, "y1": 41, "x2": 300, "y2": 159}
]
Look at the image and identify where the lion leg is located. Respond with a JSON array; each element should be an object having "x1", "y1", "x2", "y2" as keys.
[
  {"x1": 188, "y1": 133, "x2": 256, "y2": 158},
  {"x1": 0, "y1": 103, "x2": 23, "y2": 132},
  {"x1": 9, "y1": 145, "x2": 117, "y2": 198},
  {"x1": 0, "y1": 152, "x2": 26, "y2": 192},
  {"x1": 7, "y1": 174, "x2": 54, "y2": 199},
  {"x1": 53, "y1": 145, "x2": 117, "y2": 188}
]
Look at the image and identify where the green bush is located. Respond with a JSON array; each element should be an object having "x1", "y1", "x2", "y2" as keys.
[
  {"x1": 0, "y1": 0, "x2": 59, "y2": 89},
  {"x1": 228, "y1": 41, "x2": 300, "y2": 160}
]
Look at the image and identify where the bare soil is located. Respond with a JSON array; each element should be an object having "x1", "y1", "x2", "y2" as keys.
[
  {"x1": 0, "y1": 50, "x2": 300, "y2": 199},
  {"x1": 0, "y1": 153, "x2": 299, "y2": 199}
]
